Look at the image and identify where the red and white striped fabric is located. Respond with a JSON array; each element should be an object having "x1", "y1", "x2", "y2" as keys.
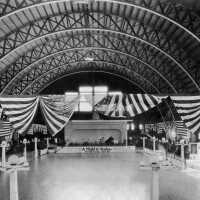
[
  {"x1": 175, "y1": 121, "x2": 189, "y2": 137},
  {"x1": 0, "y1": 120, "x2": 13, "y2": 137},
  {"x1": 95, "y1": 94, "x2": 162, "y2": 118},
  {"x1": 40, "y1": 95, "x2": 79, "y2": 136},
  {"x1": 0, "y1": 108, "x2": 2, "y2": 119},
  {"x1": 171, "y1": 95, "x2": 200, "y2": 136},
  {"x1": 0, "y1": 96, "x2": 39, "y2": 134}
]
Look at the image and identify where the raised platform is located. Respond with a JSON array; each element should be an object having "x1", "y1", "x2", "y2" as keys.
[
  {"x1": 65, "y1": 120, "x2": 130, "y2": 145},
  {"x1": 57, "y1": 146, "x2": 135, "y2": 154}
]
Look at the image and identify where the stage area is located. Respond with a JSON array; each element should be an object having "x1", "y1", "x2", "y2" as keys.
[
  {"x1": 0, "y1": 152, "x2": 200, "y2": 200},
  {"x1": 65, "y1": 120, "x2": 128, "y2": 145}
]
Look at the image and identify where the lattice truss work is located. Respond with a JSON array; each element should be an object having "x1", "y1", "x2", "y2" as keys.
[{"x1": 0, "y1": 0, "x2": 200, "y2": 94}]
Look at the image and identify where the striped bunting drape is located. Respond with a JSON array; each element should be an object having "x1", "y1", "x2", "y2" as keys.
[
  {"x1": 95, "y1": 94, "x2": 162, "y2": 117},
  {"x1": 0, "y1": 97, "x2": 39, "y2": 134},
  {"x1": 175, "y1": 121, "x2": 189, "y2": 137},
  {"x1": 94, "y1": 94, "x2": 115, "y2": 114},
  {"x1": 0, "y1": 120, "x2": 13, "y2": 137},
  {"x1": 125, "y1": 94, "x2": 161, "y2": 117},
  {"x1": 101, "y1": 94, "x2": 126, "y2": 118},
  {"x1": 95, "y1": 94, "x2": 161, "y2": 117},
  {"x1": 0, "y1": 107, "x2": 2, "y2": 119},
  {"x1": 95, "y1": 94, "x2": 124, "y2": 117},
  {"x1": 170, "y1": 96, "x2": 200, "y2": 136},
  {"x1": 40, "y1": 95, "x2": 79, "y2": 136}
]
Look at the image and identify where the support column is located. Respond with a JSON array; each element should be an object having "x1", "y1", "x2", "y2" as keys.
[
  {"x1": 10, "y1": 170, "x2": 18, "y2": 200},
  {"x1": 153, "y1": 137, "x2": 156, "y2": 152},
  {"x1": 34, "y1": 137, "x2": 38, "y2": 158},
  {"x1": 181, "y1": 143, "x2": 185, "y2": 169},
  {"x1": 23, "y1": 139, "x2": 27, "y2": 163},
  {"x1": 1, "y1": 141, "x2": 7, "y2": 168},
  {"x1": 125, "y1": 131, "x2": 128, "y2": 147},
  {"x1": 151, "y1": 163, "x2": 160, "y2": 200},
  {"x1": 46, "y1": 138, "x2": 49, "y2": 149},
  {"x1": 143, "y1": 137, "x2": 146, "y2": 150}
]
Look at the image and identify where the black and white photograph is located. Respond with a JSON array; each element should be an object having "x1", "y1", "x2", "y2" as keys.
[{"x1": 0, "y1": 0, "x2": 200, "y2": 199}]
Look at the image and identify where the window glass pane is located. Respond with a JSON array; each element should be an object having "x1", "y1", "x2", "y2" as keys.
[
  {"x1": 94, "y1": 86, "x2": 108, "y2": 93},
  {"x1": 94, "y1": 86, "x2": 107, "y2": 105},
  {"x1": 108, "y1": 91, "x2": 122, "y2": 95},
  {"x1": 65, "y1": 87, "x2": 122, "y2": 113},
  {"x1": 79, "y1": 102, "x2": 92, "y2": 112},
  {"x1": 94, "y1": 93, "x2": 107, "y2": 105},
  {"x1": 79, "y1": 86, "x2": 92, "y2": 93},
  {"x1": 79, "y1": 94, "x2": 92, "y2": 112},
  {"x1": 81, "y1": 93, "x2": 92, "y2": 106}
]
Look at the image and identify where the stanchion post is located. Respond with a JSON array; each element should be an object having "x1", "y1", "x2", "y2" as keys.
[
  {"x1": 153, "y1": 137, "x2": 156, "y2": 152},
  {"x1": 181, "y1": 143, "x2": 185, "y2": 169},
  {"x1": 23, "y1": 139, "x2": 27, "y2": 163},
  {"x1": 151, "y1": 163, "x2": 160, "y2": 200},
  {"x1": 0, "y1": 155, "x2": 30, "y2": 200},
  {"x1": 46, "y1": 137, "x2": 49, "y2": 149},
  {"x1": 126, "y1": 131, "x2": 128, "y2": 147},
  {"x1": 1, "y1": 141, "x2": 7, "y2": 168},
  {"x1": 54, "y1": 137, "x2": 57, "y2": 144},
  {"x1": 34, "y1": 137, "x2": 38, "y2": 158},
  {"x1": 10, "y1": 169, "x2": 18, "y2": 200},
  {"x1": 143, "y1": 137, "x2": 146, "y2": 150}
]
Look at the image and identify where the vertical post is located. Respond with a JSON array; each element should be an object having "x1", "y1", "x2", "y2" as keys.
[
  {"x1": 92, "y1": 86, "x2": 95, "y2": 114},
  {"x1": 188, "y1": 143, "x2": 191, "y2": 154},
  {"x1": 143, "y1": 137, "x2": 146, "y2": 150},
  {"x1": 34, "y1": 137, "x2": 38, "y2": 158},
  {"x1": 126, "y1": 130, "x2": 128, "y2": 147},
  {"x1": 46, "y1": 138, "x2": 49, "y2": 149},
  {"x1": 10, "y1": 169, "x2": 18, "y2": 200},
  {"x1": 151, "y1": 163, "x2": 160, "y2": 200},
  {"x1": 1, "y1": 141, "x2": 7, "y2": 168},
  {"x1": 126, "y1": 123, "x2": 129, "y2": 147},
  {"x1": 153, "y1": 137, "x2": 156, "y2": 152},
  {"x1": 181, "y1": 143, "x2": 185, "y2": 169},
  {"x1": 54, "y1": 137, "x2": 57, "y2": 144},
  {"x1": 23, "y1": 139, "x2": 27, "y2": 163}
]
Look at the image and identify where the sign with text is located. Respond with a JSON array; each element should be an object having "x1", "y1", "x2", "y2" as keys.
[
  {"x1": 82, "y1": 147, "x2": 111, "y2": 153},
  {"x1": 57, "y1": 146, "x2": 135, "y2": 154}
]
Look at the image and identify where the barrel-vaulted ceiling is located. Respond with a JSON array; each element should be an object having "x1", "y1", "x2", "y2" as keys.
[{"x1": 0, "y1": 0, "x2": 200, "y2": 95}]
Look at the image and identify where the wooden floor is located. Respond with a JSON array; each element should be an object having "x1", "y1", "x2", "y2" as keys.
[{"x1": 0, "y1": 152, "x2": 200, "y2": 200}]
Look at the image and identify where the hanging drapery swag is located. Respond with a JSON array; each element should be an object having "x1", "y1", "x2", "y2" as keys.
[
  {"x1": 175, "y1": 121, "x2": 189, "y2": 137},
  {"x1": 0, "y1": 94, "x2": 199, "y2": 137},
  {"x1": 170, "y1": 96, "x2": 200, "y2": 136},
  {"x1": 0, "y1": 120, "x2": 13, "y2": 137},
  {"x1": 95, "y1": 94, "x2": 161, "y2": 118},
  {"x1": 0, "y1": 96, "x2": 39, "y2": 134},
  {"x1": 40, "y1": 95, "x2": 79, "y2": 136},
  {"x1": 94, "y1": 94, "x2": 126, "y2": 117},
  {"x1": 0, "y1": 107, "x2": 2, "y2": 119}
]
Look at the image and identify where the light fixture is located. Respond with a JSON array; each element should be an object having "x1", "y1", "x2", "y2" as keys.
[
  {"x1": 126, "y1": 123, "x2": 130, "y2": 131},
  {"x1": 131, "y1": 123, "x2": 135, "y2": 130},
  {"x1": 139, "y1": 124, "x2": 143, "y2": 130}
]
